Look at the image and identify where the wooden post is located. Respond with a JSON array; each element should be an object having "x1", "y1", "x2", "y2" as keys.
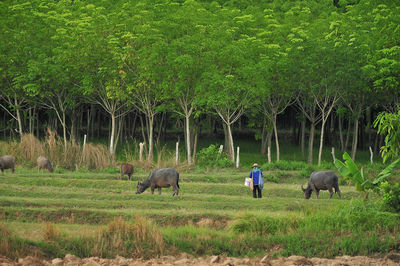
[
  {"x1": 176, "y1": 141, "x2": 179, "y2": 166},
  {"x1": 236, "y1": 146, "x2": 240, "y2": 168},
  {"x1": 331, "y1": 147, "x2": 335, "y2": 162},
  {"x1": 139, "y1": 142, "x2": 144, "y2": 161},
  {"x1": 369, "y1": 146, "x2": 373, "y2": 164}
]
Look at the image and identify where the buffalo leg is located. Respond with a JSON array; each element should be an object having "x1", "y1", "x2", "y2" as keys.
[
  {"x1": 315, "y1": 189, "x2": 320, "y2": 199},
  {"x1": 172, "y1": 185, "x2": 179, "y2": 196},
  {"x1": 328, "y1": 186, "x2": 333, "y2": 198},
  {"x1": 335, "y1": 186, "x2": 341, "y2": 199},
  {"x1": 128, "y1": 173, "x2": 132, "y2": 181},
  {"x1": 151, "y1": 186, "x2": 155, "y2": 194},
  {"x1": 158, "y1": 187, "x2": 162, "y2": 195}
]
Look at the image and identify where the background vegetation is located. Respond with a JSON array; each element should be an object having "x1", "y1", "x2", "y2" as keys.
[{"x1": 1, "y1": 0, "x2": 399, "y2": 166}]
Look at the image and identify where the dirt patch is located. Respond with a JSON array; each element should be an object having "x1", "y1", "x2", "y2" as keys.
[{"x1": 2, "y1": 253, "x2": 400, "y2": 265}]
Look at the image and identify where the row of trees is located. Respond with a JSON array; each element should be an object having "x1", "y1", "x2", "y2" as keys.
[{"x1": 1, "y1": 0, "x2": 399, "y2": 165}]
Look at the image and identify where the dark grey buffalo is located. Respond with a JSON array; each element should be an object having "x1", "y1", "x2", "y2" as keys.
[
  {"x1": 0, "y1": 155, "x2": 16, "y2": 174},
  {"x1": 302, "y1": 171, "x2": 341, "y2": 199},
  {"x1": 136, "y1": 168, "x2": 180, "y2": 196},
  {"x1": 37, "y1": 156, "x2": 54, "y2": 173}
]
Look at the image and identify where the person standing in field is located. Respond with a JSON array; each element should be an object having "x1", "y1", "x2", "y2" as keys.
[{"x1": 249, "y1": 163, "x2": 264, "y2": 198}]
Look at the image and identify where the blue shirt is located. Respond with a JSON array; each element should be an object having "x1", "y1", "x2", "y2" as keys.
[{"x1": 249, "y1": 169, "x2": 263, "y2": 185}]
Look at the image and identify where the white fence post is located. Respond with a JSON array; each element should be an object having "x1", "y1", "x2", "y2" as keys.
[
  {"x1": 139, "y1": 142, "x2": 144, "y2": 161},
  {"x1": 236, "y1": 146, "x2": 240, "y2": 168}
]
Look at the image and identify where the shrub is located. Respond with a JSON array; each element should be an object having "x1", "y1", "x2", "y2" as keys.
[
  {"x1": 380, "y1": 181, "x2": 400, "y2": 213},
  {"x1": 197, "y1": 145, "x2": 232, "y2": 169}
]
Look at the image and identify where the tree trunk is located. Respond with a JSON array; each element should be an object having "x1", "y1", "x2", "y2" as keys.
[
  {"x1": 109, "y1": 112, "x2": 116, "y2": 158},
  {"x1": 301, "y1": 118, "x2": 306, "y2": 160},
  {"x1": 338, "y1": 115, "x2": 344, "y2": 151},
  {"x1": 272, "y1": 115, "x2": 280, "y2": 161},
  {"x1": 260, "y1": 118, "x2": 267, "y2": 155},
  {"x1": 267, "y1": 131, "x2": 272, "y2": 163},
  {"x1": 226, "y1": 122, "x2": 235, "y2": 162},
  {"x1": 62, "y1": 111, "x2": 67, "y2": 151},
  {"x1": 147, "y1": 115, "x2": 154, "y2": 162},
  {"x1": 318, "y1": 120, "x2": 327, "y2": 165},
  {"x1": 308, "y1": 122, "x2": 315, "y2": 164},
  {"x1": 16, "y1": 107, "x2": 23, "y2": 138},
  {"x1": 185, "y1": 114, "x2": 192, "y2": 165},
  {"x1": 351, "y1": 116, "x2": 359, "y2": 161},
  {"x1": 344, "y1": 118, "x2": 351, "y2": 152},
  {"x1": 193, "y1": 130, "x2": 198, "y2": 164}
]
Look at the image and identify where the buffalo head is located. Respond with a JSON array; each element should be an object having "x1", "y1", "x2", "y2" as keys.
[
  {"x1": 136, "y1": 181, "x2": 145, "y2": 194},
  {"x1": 301, "y1": 184, "x2": 312, "y2": 199}
]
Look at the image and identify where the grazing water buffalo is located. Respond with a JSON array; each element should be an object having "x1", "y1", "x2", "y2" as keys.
[
  {"x1": 37, "y1": 156, "x2": 54, "y2": 173},
  {"x1": 0, "y1": 155, "x2": 16, "y2": 174},
  {"x1": 136, "y1": 168, "x2": 180, "y2": 196},
  {"x1": 302, "y1": 171, "x2": 341, "y2": 199},
  {"x1": 120, "y1": 163, "x2": 134, "y2": 180}
]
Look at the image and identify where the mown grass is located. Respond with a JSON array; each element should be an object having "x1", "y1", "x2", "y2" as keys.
[{"x1": 0, "y1": 167, "x2": 399, "y2": 260}]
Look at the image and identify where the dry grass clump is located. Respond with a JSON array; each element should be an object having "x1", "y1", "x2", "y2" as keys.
[
  {"x1": 18, "y1": 134, "x2": 44, "y2": 162},
  {"x1": 93, "y1": 216, "x2": 164, "y2": 259},
  {"x1": 2, "y1": 129, "x2": 111, "y2": 170},
  {"x1": 0, "y1": 222, "x2": 12, "y2": 257},
  {"x1": 81, "y1": 143, "x2": 110, "y2": 170},
  {"x1": 42, "y1": 223, "x2": 61, "y2": 242}
]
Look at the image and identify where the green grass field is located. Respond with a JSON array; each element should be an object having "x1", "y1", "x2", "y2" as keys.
[{"x1": 0, "y1": 166, "x2": 399, "y2": 260}]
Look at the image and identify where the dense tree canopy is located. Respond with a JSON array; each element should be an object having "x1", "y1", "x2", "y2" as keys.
[{"x1": 0, "y1": 0, "x2": 399, "y2": 163}]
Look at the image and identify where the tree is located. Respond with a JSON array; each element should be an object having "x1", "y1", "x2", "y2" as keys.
[{"x1": 374, "y1": 107, "x2": 400, "y2": 163}]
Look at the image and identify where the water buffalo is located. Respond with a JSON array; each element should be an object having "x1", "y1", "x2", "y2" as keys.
[
  {"x1": 37, "y1": 156, "x2": 54, "y2": 173},
  {"x1": 120, "y1": 163, "x2": 134, "y2": 180},
  {"x1": 0, "y1": 155, "x2": 16, "y2": 174},
  {"x1": 136, "y1": 168, "x2": 180, "y2": 196},
  {"x1": 302, "y1": 171, "x2": 341, "y2": 199}
]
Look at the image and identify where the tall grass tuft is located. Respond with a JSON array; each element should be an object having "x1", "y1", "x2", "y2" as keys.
[
  {"x1": 1, "y1": 129, "x2": 111, "y2": 170},
  {"x1": 42, "y1": 223, "x2": 61, "y2": 242},
  {"x1": 81, "y1": 143, "x2": 110, "y2": 170},
  {"x1": 93, "y1": 216, "x2": 164, "y2": 259},
  {"x1": 18, "y1": 134, "x2": 44, "y2": 163}
]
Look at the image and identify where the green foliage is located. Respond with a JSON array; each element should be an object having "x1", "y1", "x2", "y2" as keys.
[
  {"x1": 196, "y1": 144, "x2": 233, "y2": 169},
  {"x1": 374, "y1": 108, "x2": 400, "y2": 163},
  {"x1": 380, "y1": 181, "x2": 400, "y2": 213},
  {"x1": 335, "y1": 152, "x2": 400, "y2": 199}
]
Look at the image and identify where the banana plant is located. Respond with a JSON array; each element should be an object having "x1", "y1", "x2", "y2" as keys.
[{"x1": 334, "y1": 152, "x2": 400, "y2": 199}]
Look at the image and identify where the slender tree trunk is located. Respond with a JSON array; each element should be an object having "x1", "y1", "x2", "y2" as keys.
[
  {"x1": 345, "y1": 118, "x2": 351, "y2": 152},
  {"x1": 272, "y1": 115, "x2": 280, "y2": 161},
  {"x1": 147, "y1": 115, "x2": 154, "y2": 161},
  {"x1": 185, "y1": 114, "x2": 192, "y2": 165},
  {"x1": 139, "y1": 115, "x2": 146, "y2": 143},
  {"x1": 301, "y1": 118, "x2": 306, "y2": 160},
  {"x1": 338, "y1": 115, "x2": 344, "y2": 151},
  {"x1": 226, "y1": 122, "x2": 235, "y2": 162},
  {"x1": 71, "y1": 108, "x2": 76, "y2": 143},
  {"x1": 318, "y1": 120, "x2": 327, "y2": 165},
  {"x1": 16, "y1": 107, "x2": 23, "y2": 138},
  {"x1": 193, "y1": 130, "x2": 198, "y2": 164},
  {"x1": 351, "y1": 116, "x2": 359, "y2": 160},
  {"x1": 267, "y1": 131, "x2": 272, "y2": 163},
  {"x1": 260, "y1": 118, "x2": 267, "y2": 155},
  {"x1": 62, "y1": 111, "x2": 67, "y2": 151},
  {"x1": 109, "y1": 112, "x2": 116, "y2": 158},
  {"x1": 308, "y1": 122, "x2": 315, "y2": 164}
]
